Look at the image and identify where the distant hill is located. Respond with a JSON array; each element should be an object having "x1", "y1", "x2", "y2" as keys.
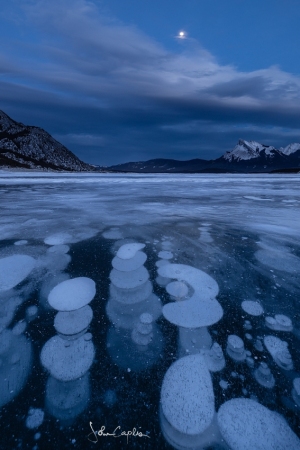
[
  {"x1": 105, "y1": 139, "x2": 300, "y2": 174},
  {"x1": 0, "y1": 110, "x2": 94, "y2": 171}
]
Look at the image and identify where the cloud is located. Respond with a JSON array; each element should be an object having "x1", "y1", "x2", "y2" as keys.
[{"x1": 1, "y1": 0, "x2": 300, "y2": 164}]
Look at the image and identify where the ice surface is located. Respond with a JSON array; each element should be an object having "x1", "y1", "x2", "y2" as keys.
[{"x1": 0, "y1": 173, "x2": 300, "y2": 448}]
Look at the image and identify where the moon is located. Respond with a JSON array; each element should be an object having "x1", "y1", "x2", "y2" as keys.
[{"x1": 177, "y1": 30, "x2": 186, "y2": 39}]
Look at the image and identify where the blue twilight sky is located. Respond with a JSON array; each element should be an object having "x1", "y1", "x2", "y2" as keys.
[{"x1": 1, "y1": 0, "x2": 300, "y2": 165}]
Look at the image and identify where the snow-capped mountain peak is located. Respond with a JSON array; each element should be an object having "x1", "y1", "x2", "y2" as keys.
[
  {"x1": 223, "y1": 139, "x2": 277, "y2": 162},
  {"x1": 279, "y1": 143, "x2": 300, "y2": 156}
]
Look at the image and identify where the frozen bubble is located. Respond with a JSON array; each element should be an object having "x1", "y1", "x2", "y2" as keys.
[
  {"x1": 102, "y1": 228, "x2": 123, "y2": 240},
  {"x1": 218, "y1": 398, "x2": 300, "y2": 450},
  {"x1": 106, "y1": 293, "x2": 162, "y2": 330},
  {"x1": 14, "y1": 240, "x2": 28, "y2": 246},
  {"x1": 158, "y1": 264, "x2": 222, "y2": 328},
  {"x1": 219, "y1": 380, "x2": 228, "y2": 390},
  {"x1": 26, "y1": 305, "x2": 38, "y2": 322},
  {"x1": 241, "y1": 301, "x2": 264, "y2": 317},
  {"x1": 204, "y1": 343, "x2": 225, "y2": 372},
  {"x1": 159, "y1": 404, "x2": 221, "y2": 450},
  {"x1": 155, "y1": 259, "x2": 171, "y2": 268},
  {"x1": 245, "y1": 333, "x2": 252, "y2": 340},
  {"x1": 109, "y1": 280, "x2": 152, "y2": 305},
  {"x1": 0, "y1": 329, "x2": 13, "y2": 355},
  {"x1": 264, "y1": 335, "x2": 293, "y2": 370},
  {"x1": 166, "y1": 281, "x2": 188, "y2": 300},
  {"x1": 255, "y1": 249, "x2": 300, "y2": 273},
  {"x1": 246, "y1": 357, "x2": 255, "y2": 368},
  {"x1": 0, "y1": 332, "x2": 32, "y2": 408},
  {"x1": 0, "y1": 296, "x2": 22, "y2": 330},
  {"x1": 26, "y1": 408, "x2": 44, "y2": 429},
  {"x1": 179, "y1": 327, "x2": 212, "y2": 353},
  {"x1": 292, "y1": 378, "x2": 300, "y2": 407},
  {"x1": 161, "y1": 240, "x2": 172, "y2": 250},
  {"x1": 227, "y1": 335, "x2": 246, "y2": 362},
  {"x1": 116, "y1": 243, "x2": 145, "y2": 260},
  {"x1": 161, "y1": 354, "x2": 214, "y2": 435},
  {"x1": 37, "y1": 252, "x2": 71, "y2": 273},
  {"x1": 48, "y1": 277, "x2": 96, "y2": 311},
  {"x1": 140, "y1": 313, "x2": 153, "y2": 324},
  {"x1": 54, "y1": 305, "x2": 93, "y2": 336},
  {"x1": 243, "y1": 320, "x2": 252, "y2": 330},
  {"x1": 265, "y1": 314, "x2": 293, "y2": 332},
  {"x1": 254, "y1": 338, "x2": 264, "y2": 352},
  {"x1": 254, "y1": 362, "x2": 275, "y2": 389},
  {"x1": 155, "y1": 275, "x2": 171, "y2": 287},
  {"x1": 112, "y1": 251, "x2": 147, "y2": 272},
  {"x1": 44, "y1": 232, "x2": 72, "y2": 246},
  {"x1": 40, "y1": 334, "x2": 95, "y2": 381},
  {"x1": 158, "y1": 251, "x2": 173, "y2": 260},
  {"x1": 199, "y1": 231, "x2": 213, "y2": 243},
  {"x1": 47, "y1": 245, "x2": 70, "y2": 255},
  {"x1": 12, "y1": 320, "x2": 27, "y2": 335},
  {"x1": 110, "y1": 266, "x2": 149, "y2": 289},
  {"x1": 39, "y1": 273, "x2": 70, "y2": 308},
  {"x1": 0, "y1": 255, "x2": 35, "y2": 292},
  {"x1": 107, "y1": 324, "x2": 163, "y2": 372}
]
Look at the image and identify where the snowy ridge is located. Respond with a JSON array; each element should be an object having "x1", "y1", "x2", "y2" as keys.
[
  {"x1": 0, "y1": 110, "x2": 93, "y2": 171},
  {"x1": 223, "y1": 139, "x2": 278, "y2": 162},
  {"x1": 280, "y1": 143, "x2": 300, "y2": 156}
]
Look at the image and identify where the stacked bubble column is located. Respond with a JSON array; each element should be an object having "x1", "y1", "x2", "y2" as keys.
[
  {"x1": 106, "y1": 243, "x2": 163, "y2": 372},
  {"x1": 40, "y1": 277, "x2": 96, "y2": 424}
]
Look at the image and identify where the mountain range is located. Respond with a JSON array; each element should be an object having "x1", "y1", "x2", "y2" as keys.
[
  {"x1": 1, "y1": 110, "x2": 299, "y2": 173},
  {"x1": 105, "y1": 140, "x2": 300, "y2": 173},
  {"x1": 0, "y1": 110, "x2": 93, "y2": 171}
]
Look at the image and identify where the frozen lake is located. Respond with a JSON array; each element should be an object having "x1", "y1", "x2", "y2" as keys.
[{"x1": 0, "y1": 172, "x2": 300, "y2": 449}]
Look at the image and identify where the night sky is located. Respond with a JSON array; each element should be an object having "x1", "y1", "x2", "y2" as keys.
[{"x1": 1, "y1": 0, "x2": 300, "y2": 165}]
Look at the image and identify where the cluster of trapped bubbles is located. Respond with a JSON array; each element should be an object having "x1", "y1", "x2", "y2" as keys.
[{"x1": 1, "y1": 225, "x2": 300, "y2": 450}]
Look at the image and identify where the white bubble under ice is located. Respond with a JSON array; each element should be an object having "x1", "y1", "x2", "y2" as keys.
[
  {"x1": 40, "y1": 334, "x2": 95, "y2": 381},
  {"x1": 241, "y1": 300, "x2": 264, "y2": 316},
  {"x1": 48, "y1": 277, "x2": 96, "y2": 311},
  {"x1": 161, "y1": 354, "x2": 214, "y2": 435},
  {"x1": 0, "y1": 255, "x2": 35, "y2": 292},
  {"x1": 218, "y1": 398, "x2": 300, "y2": 450},
  {"x1": 116, "y1": 243, "x2": 145, "y2": 259}
]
